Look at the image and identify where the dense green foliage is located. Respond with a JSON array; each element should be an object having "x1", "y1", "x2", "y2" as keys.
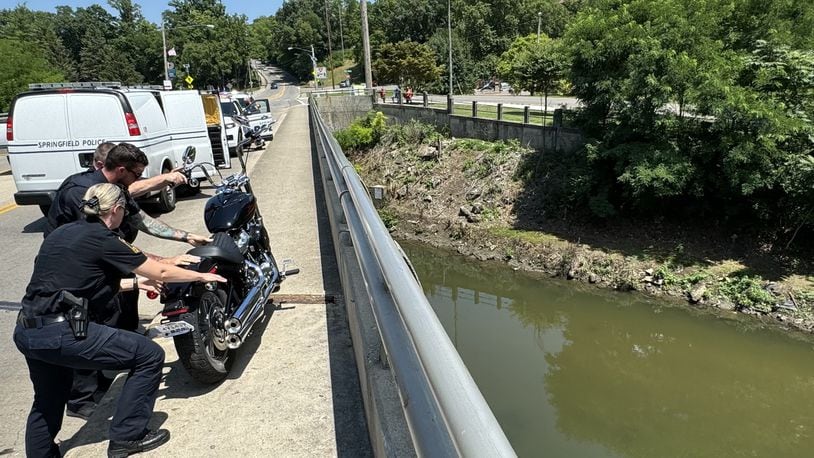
[
  {"x1": 334, "y1": 111, "x2": 386, "y2": 151},
  {"x1": 0, "y1": 0, "x2": 256, "y2": 111}
]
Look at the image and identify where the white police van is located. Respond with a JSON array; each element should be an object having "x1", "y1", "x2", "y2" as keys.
[{"x1": 6, "y1": 82, "x2": 225, "y2": 213}]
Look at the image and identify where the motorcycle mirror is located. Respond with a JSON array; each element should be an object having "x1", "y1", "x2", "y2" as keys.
[{"x1": 182, "y1": 146, "x2": 196, "y2": 165}]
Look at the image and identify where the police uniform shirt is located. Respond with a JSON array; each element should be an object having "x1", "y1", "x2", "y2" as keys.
[
  {"x1": 45, "y1": 169, "x2": 141, "y2": 243},
  {"x1": 22, "y1": 218, "x2": 147, "y2": 321}
]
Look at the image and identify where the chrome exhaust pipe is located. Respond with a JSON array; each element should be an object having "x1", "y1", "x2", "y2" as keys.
[
  {"x1": 235, "y1": 279, "x2": 276, "y2": 344},
  {"x1": 226, "y1": 334, "x2": 242, "y2": 350},
  {"x1": 225, "y1": 260, "x2": 266, "y2": 336},
  {"x1": 224, "y1": 259, "x2": 276, "y2": 349}
]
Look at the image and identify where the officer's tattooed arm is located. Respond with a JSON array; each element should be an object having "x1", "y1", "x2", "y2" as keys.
[
  {"x1": 133, "y1": 210, "x2": 212, "y2": 246},
  {"x1": 132, "y1": 210, "x2": 189, "y2": 242}
]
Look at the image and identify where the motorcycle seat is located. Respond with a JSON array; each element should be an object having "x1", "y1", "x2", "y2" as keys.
[{"x1": 188, "y1": 232, "x2": 244, "y2": 265}]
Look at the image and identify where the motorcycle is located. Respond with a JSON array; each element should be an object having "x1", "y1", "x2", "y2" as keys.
[{"x1": 152, "y1": 116, "x2": 298, "y2": 384}]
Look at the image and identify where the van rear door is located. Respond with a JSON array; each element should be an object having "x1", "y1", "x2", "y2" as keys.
[
  {"x1": 201, "y1": 94, "x2": 230, "y2": 168},
  {"x1": 242, "y1": 99, "x2": 274, "y2": 139},
  {"x1": 159, "y1": 91, "x2": 217, "y2": 179}
]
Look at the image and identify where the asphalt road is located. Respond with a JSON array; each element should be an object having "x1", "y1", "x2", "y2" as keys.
[{"x1": 0, "y1": 67, "x2": 369, "y2": 457}]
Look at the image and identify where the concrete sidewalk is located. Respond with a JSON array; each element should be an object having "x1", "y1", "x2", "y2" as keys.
[{"x1": 1, "y1": 104, "x2": 370, "y2": 457}]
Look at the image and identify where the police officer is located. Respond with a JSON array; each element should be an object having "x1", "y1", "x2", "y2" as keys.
[
  {"x1": 91, "y1": 142, "x2": 188, "y2": 199},
  {"x1": 46, "y1": 143, "x2": 209, "y2": 419},
  {"x1": 45, "y1": 142, "x2": 210, "y2": 248},
  {"x1": 15, "y1": 183, "x2": 226, "y2": 457}
]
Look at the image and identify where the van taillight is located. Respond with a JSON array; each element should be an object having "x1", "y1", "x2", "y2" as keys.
[
  {"x1": 124, "y1": 112, "x2": 141, "y2": 136},
  {"x1": 5, "y1": 116, "x2": 11, "y2": 141}
]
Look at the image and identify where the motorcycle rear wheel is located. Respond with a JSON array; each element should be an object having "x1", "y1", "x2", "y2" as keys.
[{"x1": 174, "y1": 290, "x2": 233, "y2": 384}]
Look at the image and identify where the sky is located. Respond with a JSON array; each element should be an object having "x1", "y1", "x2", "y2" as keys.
[{"x1": 0, "y1": 0, "x2": 283, "y2": 24}]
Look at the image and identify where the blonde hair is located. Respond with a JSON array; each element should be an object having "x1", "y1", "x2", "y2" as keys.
[{"x1": 81, "y1": 183, "x2": 126, "y2": 216}]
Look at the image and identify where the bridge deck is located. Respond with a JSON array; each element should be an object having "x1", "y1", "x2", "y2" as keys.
[{"x1": 0, "y1": 104, "x2": 370, "y2": 456}]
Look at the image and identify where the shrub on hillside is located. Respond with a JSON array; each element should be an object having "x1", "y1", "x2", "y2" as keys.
[{"x1": 334, "y1": 111, "x2": 387, "y2": 152}]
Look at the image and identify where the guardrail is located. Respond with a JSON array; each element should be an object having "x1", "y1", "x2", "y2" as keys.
[{"x1": 309, "y1": 97, "x2": 516, "y2": 456}]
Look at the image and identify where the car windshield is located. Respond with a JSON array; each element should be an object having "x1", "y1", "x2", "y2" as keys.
[{"x1": 220, "y1": 102, "x2": 237, "y2": 117}]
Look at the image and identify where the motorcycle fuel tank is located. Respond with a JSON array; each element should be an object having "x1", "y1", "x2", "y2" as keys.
[{"x1": 204, "y1": 191, "x2": 257, "y2": 233}]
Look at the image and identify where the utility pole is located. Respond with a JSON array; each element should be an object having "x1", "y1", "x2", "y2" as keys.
[
  {"x1": 338, "y1": 2, "x2": 346, "y2": 58},
  {"x1": 537, "y1": 12, "x2": 542, "y2": 42},
  {"x1": 360, "y1": 0, "x2": 373, "y2": 89},
  {"x1": 161, "y1": 21, "x2": 169, "y2": 82},
  {"x1": 448, "y1": 0, "x2": 453, "y2": 96},
  {"x1": 324, "y1": 0, "x2": 335, "y2": 89}
]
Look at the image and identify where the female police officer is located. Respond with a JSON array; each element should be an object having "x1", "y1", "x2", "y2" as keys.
[{"x1": 14, "y1": 183, "x2": 226, "y2": 457}]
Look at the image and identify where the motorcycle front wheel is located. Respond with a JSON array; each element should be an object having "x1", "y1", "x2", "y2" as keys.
[{"x1": 174, "y1": 289, "x2": 233, "y2": 384}]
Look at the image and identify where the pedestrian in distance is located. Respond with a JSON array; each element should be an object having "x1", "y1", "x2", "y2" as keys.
[
  {"x1": 14, "y1": 183, "x2": 226, "y2": 457},
  {"x1": 379, "y1": 87, "x2": 386, "y2": 103},
  {"x1": 393, "y1": 85, "x2": 402, "y2": 104},
  {"x1": 405, "y1": 86, "x2": 414, "y2": 104}
]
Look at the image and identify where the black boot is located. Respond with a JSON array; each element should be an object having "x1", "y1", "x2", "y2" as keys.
[{"x1": 107, "y1": 429, "x2": 170, "y2": 457}]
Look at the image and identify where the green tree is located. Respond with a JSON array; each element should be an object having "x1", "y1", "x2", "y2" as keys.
[
  {"x1": 372, "y1": 40, "x2": 442, "y2": 87},
  {"x1": 164, "y1": 0, "x2": 252, "y2": 89},
  {"x1": 0, "y1": 38, "x2": 63, "y2": 111},
  {"x1": 0, "y1": 6, "x2": 76, "y2": 79},
  {"x1": 497, "y1": 33, "x2": 567, "y2": 110},
  {"x1": 426, "y1": 28, "x2": 477, "y2": 94}
]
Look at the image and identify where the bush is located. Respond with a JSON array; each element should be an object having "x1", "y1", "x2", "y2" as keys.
[
  {"x1": 717, "y1": 276, "x2": 775, "y2": 313},
  {"x1": 380, "y1": 119, "x2": 442, "y2": 147},
  {"x1": 334, "y1": 111, "x2": 387, "y2": 152}
]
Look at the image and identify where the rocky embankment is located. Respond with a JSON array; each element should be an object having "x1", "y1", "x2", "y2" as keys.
[{"x1": 349, "y1": 134, "x2": 814, "y2": 334}]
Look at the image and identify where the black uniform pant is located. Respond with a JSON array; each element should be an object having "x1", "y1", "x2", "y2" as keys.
[
  {"x1": 68, "y1": 289, "x2": 140, "y2": 413},
  {"x1": 13, "y1": 319, "x2": 164, "y2": 457}
]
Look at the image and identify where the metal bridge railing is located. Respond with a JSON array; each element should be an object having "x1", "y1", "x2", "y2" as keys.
[{"x1": 309, "y1": 98, "x2": 515, "y2": 457}]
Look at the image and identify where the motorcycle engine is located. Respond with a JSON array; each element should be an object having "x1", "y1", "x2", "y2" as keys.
[{"x1": 234, "y1": 229, "x2": 252, "y2": 255}]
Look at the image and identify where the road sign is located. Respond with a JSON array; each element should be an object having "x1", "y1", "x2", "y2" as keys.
[
  {"x1": 168, "y1": 68, "x2": 176, "y2": 78},
  {"x1": 167, "y1": 62, "x2": 175, "y2": 70},
  {"x1": 316, "y1": 67, "x2": 327, "y2": 80},
  {"x1": 184, "y1": 75, "x2": 194, "y2": 85},
  {"x1": 163, "y1": 80, "x2": 172, "y2": 90}
]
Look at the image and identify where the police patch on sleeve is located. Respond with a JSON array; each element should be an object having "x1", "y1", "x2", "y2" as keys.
[{"x1": 118, "y1": 237, "x2": 142, "y2": 254}]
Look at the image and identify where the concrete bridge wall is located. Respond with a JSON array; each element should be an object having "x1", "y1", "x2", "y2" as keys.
[
  {"x1": 313, "y1": 95, "x2": 586, "y2": 154},
  {"x1": 375, "y1": 104, "x2": 586, "y2": 154}
]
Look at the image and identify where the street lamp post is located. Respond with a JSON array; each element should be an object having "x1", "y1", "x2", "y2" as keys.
[
  {"x1": 537, "y1": 12, "x2": 542, "y2": 42},
  {"x1": 161, "y1": 21, "x2": 214, "y2": 89},
  {"x1": 288, "y1": 46, "x2": 318, "y2": 90}
]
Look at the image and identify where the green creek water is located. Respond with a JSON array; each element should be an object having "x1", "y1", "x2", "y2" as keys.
[{"x1": 400, "y1": 240, "x2": 814, "y2": 457}]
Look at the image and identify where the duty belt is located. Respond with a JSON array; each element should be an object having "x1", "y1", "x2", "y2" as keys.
[{"x1": 17, "y1": 312, "x2": 68, "y2": 329}]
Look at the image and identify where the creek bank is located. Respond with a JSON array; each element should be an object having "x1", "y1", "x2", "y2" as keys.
[{"x1": 346, "y1": 127, "x2": 814, "y2": 335}]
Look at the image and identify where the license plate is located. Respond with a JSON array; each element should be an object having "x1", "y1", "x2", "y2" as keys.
[{"x1": 147, "y1": 321, "x2": 194, "y2": 339}]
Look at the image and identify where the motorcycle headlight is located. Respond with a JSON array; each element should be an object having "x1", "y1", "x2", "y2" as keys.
[{"x1": 226, "y1": 123, "x2": 235, "y2": 129}]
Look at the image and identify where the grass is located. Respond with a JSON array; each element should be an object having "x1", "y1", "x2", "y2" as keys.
[
  {"x1": 488, "y1": 227, "x2": 567, "y2": 246},
  {"x1": 427, "y1": 102, "x2": 555, "y2": 126}
]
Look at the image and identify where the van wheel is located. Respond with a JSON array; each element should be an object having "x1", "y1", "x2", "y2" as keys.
[
  {"x1": 39, "y1": 204, "x2": 51, "y2": 217},
  {"x1": 155, "y1": 166, "x2": 177, "y2": 213}
]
